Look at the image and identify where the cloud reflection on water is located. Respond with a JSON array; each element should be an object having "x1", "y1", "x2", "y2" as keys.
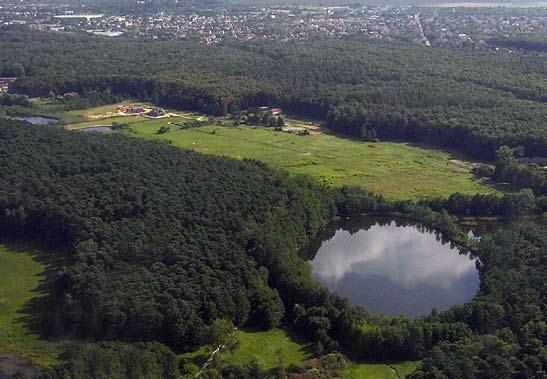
[{"x1": 309, "y1": 221, "x2": 479, "y2": 317}]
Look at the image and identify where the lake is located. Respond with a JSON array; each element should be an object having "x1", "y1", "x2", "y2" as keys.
[
  {"x1": 0, "y1": 355, "x2": 40, "y2": 379},
  {"x1": 78, "y1": 126, "x2": 112, "y2": 134},
  {"x1": 304, "y1": 217, "x2": 479, "y2": 318},
  {"x1": 12, "y1": 116, "x2": 57, "y2": 126}
]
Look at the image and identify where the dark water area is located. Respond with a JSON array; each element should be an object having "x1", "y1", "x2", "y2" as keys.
[
  {"x1": 12, "y1": 116, "x2": 57, "y2": 126},
  {"x1": 303, "y1": 217, "x2": 480, "y2": 318},
  {"x1": 0, "y1": 355, "x2": 40, "y2": 379},
  {"x1": 78, "y1": 126, "x2": 112, "y2": 133}
]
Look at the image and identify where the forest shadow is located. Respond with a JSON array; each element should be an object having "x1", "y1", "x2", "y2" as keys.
[{"x1": 2, "y1": 239, "x2": 70, "y2": 342}]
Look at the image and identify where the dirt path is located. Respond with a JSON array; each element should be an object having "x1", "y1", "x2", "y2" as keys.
[
  {"x1": 195, "y1": 328, "x2": 238, "y2": 377},
  {"x1": 388, "y1": 363, "x2": 401, "y2": 379}
]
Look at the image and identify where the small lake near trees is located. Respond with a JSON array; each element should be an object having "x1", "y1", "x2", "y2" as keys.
[
  {"x1": 77, "y1": 126, "x2": 112, "y2": 133},
  {"x1": 303, "y1": 217, "x2": 480, "y2": 318},
  {"x1": 11, "y1": 116, "x2": 57, "y2": 125}
]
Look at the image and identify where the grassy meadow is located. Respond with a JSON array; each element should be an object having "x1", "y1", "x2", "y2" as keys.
[
  {"x1": 215, "y1": 329, "x2": 418, "y2": 378},
  {"x1": 0, "y1": 245, "x2": 60, "y2": 367},
  {"x1": 223, "y1": 329, "x2": 311, "y2": 369},
  {"x1": 344, "y1": 361, "x2": 420, "y2": 378},
  {"x1": 5, "y1": 95, "x2": 502, "y2": 200},
  {"x1": 38, "y1": 101, "x2": 497, "y2": 200},
  {"x1": 106, "y1": 118, "x2": 496, "y2": 200}
]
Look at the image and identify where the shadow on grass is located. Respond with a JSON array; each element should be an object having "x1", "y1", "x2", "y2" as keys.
[{"x1": 2, "y1": 239, "x2": 71, "y2": 343}]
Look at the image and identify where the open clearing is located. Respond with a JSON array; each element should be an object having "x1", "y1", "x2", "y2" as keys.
[
  {"x1": 64, "y1": 102, "x2": 497, "y2": 202},
  {"x1": 344, "y1": 361, "x2": 419, "y2": 378},
  {"x1": 0, "y1": 244, "x2": 60, "y2": 368},
  {"x1": 213, "y1": 329, "x2": 418, "y2": 377},
  {"x1": 98, "y1": 117, "x2": 498, "y2": 200},
  {"x1": 222, "y1": 329, "x2": 310, "y2": 369}
]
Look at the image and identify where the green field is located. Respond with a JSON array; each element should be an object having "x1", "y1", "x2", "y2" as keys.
[
  {"x1": 223, "y1": 329, "x2": 311, "y2": 369},
  {"x1": 0, "y1": 245, "x2": 60, "y2": 367},
  {"x1": 59, "y1": 103, "x2": 499, "y2": 200},
  {"x1": 102, "y1": 117, "x2": 497, "y2": 200},
  {"x1": 344, "y1": 361, "x2": 420, "y2": 379},
  {"x1": 216, "y1": 329, "x2": 418, "y2": 378}
]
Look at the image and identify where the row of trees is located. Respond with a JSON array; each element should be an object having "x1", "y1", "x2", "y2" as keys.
[
  {"x1": 490, "y1": 146, "x2": 547, "y2": 196},
  {"x1": 427, "y1": 190, "x2": 546, "y2": 218}
]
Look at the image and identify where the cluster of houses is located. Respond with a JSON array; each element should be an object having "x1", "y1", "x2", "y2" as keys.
[
  {"x1": 117, "y1": 104, "x2": 167, "y2": 119},
  {"x1": 0, "y1": 78, "x2": 17, "y2": 93}
]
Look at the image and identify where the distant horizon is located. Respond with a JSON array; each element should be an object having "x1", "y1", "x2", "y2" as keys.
[
  {"x1": 17, "y1": 0, "x2": 547, "y2": 8},
  {"x1": 221, "y1": 0, "x2": 547, "y2": 7}
]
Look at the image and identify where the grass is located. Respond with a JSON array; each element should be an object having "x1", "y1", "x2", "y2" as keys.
[
  {"x1": 60, "y1": 100, "x2": 136, "y2": 125},
  {"x1": 103, "y1": 118, "x2": 498, "y2": 200},
  {"x1": 0, "y1": 244, "x2": 61, "y2": 367},
  {"x1": 344, "y1": 361, "x2": 420, "y2": 378},
  {"x1": 61, "y1": 103, "x2": 498, "y2": 200},
  {"x1": 392, "y1": 361, "x2": 421, "y2": 377},
  {"x1": 216, "y1": 329, "x2": 419, "y2": 378},
  {"x1": 222, "y1": 329, "x2": 311, "y2": 370}
]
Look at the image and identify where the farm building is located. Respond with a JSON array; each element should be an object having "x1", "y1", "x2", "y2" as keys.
[
  {"x1": 120, "y1": 104, "x2": 147, "y2": 114},
  {"x1": 147, "y1": 108, "x2": 167, "y2": 118}
]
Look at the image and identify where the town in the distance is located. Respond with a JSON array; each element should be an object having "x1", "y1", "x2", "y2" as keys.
[{"x1": 1, "y1": 1, "x2": 545, "y2": 48}]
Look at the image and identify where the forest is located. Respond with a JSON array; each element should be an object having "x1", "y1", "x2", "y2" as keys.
[
  {"x1": 0, "y1": 119, "x2": 336, "y2": 350},
  {"x1": 0, "y1": 27, "x2": 545, "y2": 160},
  {"x1": 0, "y1": 119, "x2": 545, "y2": 378}
]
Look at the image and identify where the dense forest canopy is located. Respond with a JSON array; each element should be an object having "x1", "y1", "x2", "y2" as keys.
[
  {"x1": 0, "y1": 119, "x2": 336, "y2": 350},
  {"x1": 411, "y1": 222, "x2": 547, "y2": 379},
  {"x1": 1, "y1": 27, "x2": 545, "y2": 159}
]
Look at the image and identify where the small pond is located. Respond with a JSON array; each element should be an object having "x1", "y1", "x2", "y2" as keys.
[
  {"x1": 11, "y1": 116, "x2": 57, "y2": 126},
  {"x1": 0, "y1": 355, "x2": 40, "y2": 379},
  {"x1": 303, "y1": 217, "x2": 480, "y2": 318},
  {"x1": 78, "y1": 126, "x2": 113, "y2": 134}
]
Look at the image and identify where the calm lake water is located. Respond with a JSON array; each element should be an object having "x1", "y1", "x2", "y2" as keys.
[
  {"x1": 12, "y1": 116, "x2": 57, "y2": 125},
  {"x1": 304, "y1": 217, "x2": 479, "y2": 318},
  {"x1": 78, "y1": 126, "x2": 112, "y2": 134}
]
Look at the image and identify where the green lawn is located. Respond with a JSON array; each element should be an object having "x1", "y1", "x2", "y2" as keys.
[
  {"x1": 344, "y1": 361, "x2": 419, "y2": 378},
  {"x1": 222, "y1": 329, "x2": 311, "y2": 370},
  {"x1": 0, "y1": 245, "x2": 61, "y2": 367},
  {"x1": 108, "y1": 118, "x2": 496, "y2": 200},
  {"x1": 218, "y1": 329, "x2": 418, "y2": 378},
  {"x1": 392, "y1": 361, "x2": 421, "y2": 377}
]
